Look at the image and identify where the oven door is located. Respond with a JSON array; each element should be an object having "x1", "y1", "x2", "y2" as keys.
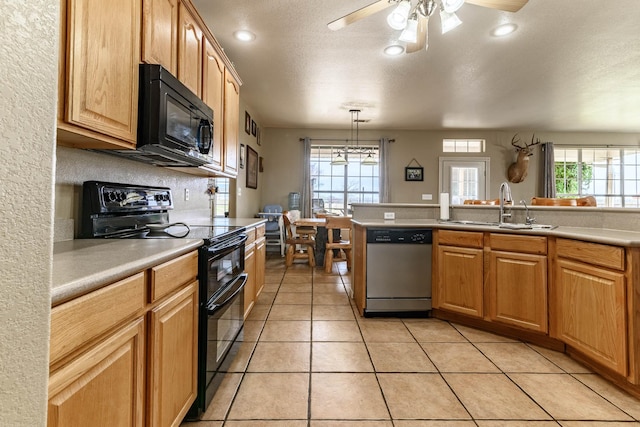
[
  {"x1": 204, "y1": 273, "x2": 247, "y2": 405},
  {"x1": 204, "y1": 233, "x2": 247, "y2": 298}
]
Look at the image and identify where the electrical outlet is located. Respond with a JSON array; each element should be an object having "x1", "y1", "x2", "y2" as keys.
[
  {"x1": 384, "y1": 212, "x2": 395, "y2": 220},
  {"x1": 184, "y1": 188, "x2": 190, "y2": 201},
  {"x1": 422, "y1": 194, "x2": 433, "y2": 200}
]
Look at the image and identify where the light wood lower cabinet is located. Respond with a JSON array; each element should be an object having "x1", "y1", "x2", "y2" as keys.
[
  {"x1": 255, "y1": 236, "x2": 266, "y2": 298},
  {"x1": 435, "y1": 244, "x2": 484, "y2": 318},
  {"x1": 555, "y1": 257, "x2": 627, "y2": 375},
  {"x1": 244, "y1": 241, "x2": 256, "y2": 318},
  {"x1": 148, "y1": 281, "x2": 198, "y2": 427},
  {"x1": 48, "y1": 317, "x2": 145, "y2": 427},
  {"x1": 48, "y1": 250, "x2": 199, "y2": 427}
]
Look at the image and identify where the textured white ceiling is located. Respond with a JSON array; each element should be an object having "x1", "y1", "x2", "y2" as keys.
[{"x1": 193, "y1": 0, "x2": 640, "y2": 132}]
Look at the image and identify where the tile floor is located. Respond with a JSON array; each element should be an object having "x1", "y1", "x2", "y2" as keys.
[{"x1": 183, "y1": 255, "x2": 640, "y2": 427}]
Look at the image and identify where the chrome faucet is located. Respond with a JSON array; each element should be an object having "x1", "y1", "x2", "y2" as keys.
[
  {"x1": 499, "y1": 182, "x2": 512, "y2": 224},
  {"x1": 520, "y1": 200, "x2": 536, "y2": 225}
]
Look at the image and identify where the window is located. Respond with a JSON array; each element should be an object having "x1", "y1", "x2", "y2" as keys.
[
  {"x1": 310, "y1": 146, "x2": 379, "y2": 215},
  {"x1": 439, "y1": 157, "x2": 490, "y2": 205},
  {"x1": 209, "y1": 178, "x2": 230, "y2": 217},
  {"x1": 443, "y1": 139, "x2": 485, "y2": 153},
  {"x1": 554, "y1": 147, "x2": 640, "y2": 208}
]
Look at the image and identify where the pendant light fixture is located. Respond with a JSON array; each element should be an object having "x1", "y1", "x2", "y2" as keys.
[{"x1": 330, "y1": 109, "x2": 378, "y2": 166}]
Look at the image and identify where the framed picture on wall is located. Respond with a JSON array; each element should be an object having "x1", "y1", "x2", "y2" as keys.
[
  {"x1": 405, "y1": 166, "x2": 424, "y2": 181},
  {"x1": 251, "y1": 120, "x2": 257, "y2": 136},
  {"x1": 239, "y1": 144, "x2": 245, "y2": 168},
  {"x1": 246, "y1": 145, "x2": 258, "y2": 189},
  {"x1": 245, "y1": 112, "x2": 251, "y2": 135}
]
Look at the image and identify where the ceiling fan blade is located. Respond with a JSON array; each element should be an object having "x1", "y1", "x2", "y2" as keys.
[
  {"x1": 406, "y1": 16, "x2": 428, "y2": 53},
  {"x1": 328, "y1": 0, "x2": 395, "y2": 31},
  {"x1": 464, "y1": 0, "x2": 529, "y2": 12}
]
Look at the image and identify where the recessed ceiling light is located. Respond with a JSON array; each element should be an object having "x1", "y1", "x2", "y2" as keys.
[
  {"x1": 233, "y1": 30, "x2": 256, "y2": 42},
  {"x1": 491, "y1": 23, "x2": 517, "y2": 37},
  {"x1": 384, "y1": 45, "x2": 405, "y2": 56}
]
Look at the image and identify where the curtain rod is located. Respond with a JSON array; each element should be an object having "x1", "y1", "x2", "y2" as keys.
[{"x1": 299, "y1": 138, "x2": 395, "y2": 143}]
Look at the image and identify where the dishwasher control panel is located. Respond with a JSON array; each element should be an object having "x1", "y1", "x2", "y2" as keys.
[{"x1": 366, "y1": 228, "x2": 432, "y2": 244}]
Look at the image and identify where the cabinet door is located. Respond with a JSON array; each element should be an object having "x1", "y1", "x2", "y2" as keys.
[
  {"x1": 142, "y1": 0, "x2": 178, "y2": 74},
  {"x1": 64, "y1": 0, "x2": 140, "y2": 142},
  {"x1": 255, "y1": 237, "x2": 266, "y2": 298},
  {"x1": 244, "y1": 243, "x2": 256, "y2": 318},
  {"x1": 202, "y1": 37, "x2": 225, "y2": 171},
  {"x1": 177, "y1": 1, "x2": 202, "y2": 97},
  {"x1": 148, "y1": 281, "x2": 199, "y2": 427},
  {"x1": 435, "y1": 245, "x2": 484, "y2": 318},
  {"x1": 48, "y1": 317, "x2": 145, "y2": 427},
  {"x1": 556, "y1": 259, "x2": 627, "y2": 375},
  {"x1": 223, "y1": 69, "x2": 240, "y2": 175},
  {"x1": 488, "y1": 251, "x2": 548, "y2": 332}
]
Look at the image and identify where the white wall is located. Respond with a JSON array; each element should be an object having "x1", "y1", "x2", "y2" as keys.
[
  {"x1": 0, "y1": 0, "x2": 58, "y2": 425},
  {"x1": 234, "y1": 98, "x2": 265, "y2": 217},
  {"x1": 260, "y1": 128, "x2": 640, "y2": 209}
]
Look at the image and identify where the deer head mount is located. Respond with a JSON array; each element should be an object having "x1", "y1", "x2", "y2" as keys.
[{"x1": 507, "y1": 133, "x2": 541, "y2": 183}]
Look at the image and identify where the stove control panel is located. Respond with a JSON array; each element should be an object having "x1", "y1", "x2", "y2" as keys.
[{"x1": 83, "y1": 181, "x2": 174, "y2": 213}]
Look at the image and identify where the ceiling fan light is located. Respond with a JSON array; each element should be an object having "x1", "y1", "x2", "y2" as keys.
[
  {"x1": 399, "y1": 16, "x2": 419, "y2": 43},
  {"x1": 384, "y1": 44, "x2": 405, "y2": 56},
  {"x1": 440, "y1": 10, "x2": 462, "y2": 34},
  {"x1": 387, "y1": 0, "x2": 411, "y2": 30},
  {"x1": 442, "y1": 0, "x2": 465, "y2": 14}
]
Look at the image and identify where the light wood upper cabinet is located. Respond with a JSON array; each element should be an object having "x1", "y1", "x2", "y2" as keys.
[
  {"x1": 58, "y1": 0, "x2": 141, "y2": 148},
  {"x1": 142, "y1": 0, "x2": 178, "y2": 74},
  {"x1": 555, "y1": 257, "x2": 627, "y2": 376},
  {"x1": 177, "y1": 1, "x2": 203, "y2": 98},
  {"x1": 223, "y1": 68, "x2": 240, "y2": 175},
  {"x1": 202, "y1": 38, "x2": 225, "y2": 171},
  {"x1": 148, "y1": 281, "x2": 199, "y2": 427}
]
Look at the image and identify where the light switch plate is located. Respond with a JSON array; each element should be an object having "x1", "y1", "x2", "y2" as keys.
[{"x1": 384, "y1": 212, "x2": 395, "y2": 220}]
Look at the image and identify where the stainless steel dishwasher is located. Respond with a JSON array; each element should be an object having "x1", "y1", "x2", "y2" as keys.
[{"x1": 365, "y1": 228, "x2": 432, "y2": 315}]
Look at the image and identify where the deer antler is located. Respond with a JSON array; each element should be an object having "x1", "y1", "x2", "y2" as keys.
[
  {"x1": 526, "y1": 134, "x2": 542, "y2": 148},
  {"x1": 511, "y1": 133, "x2": 524, "y2": 150}
]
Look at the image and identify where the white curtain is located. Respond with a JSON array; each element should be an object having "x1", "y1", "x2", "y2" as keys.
[
  {"x1": 301, "y1": 137, "x2": 312, "y2": 217},
  {"x1": 542, "y1": 142, "x2": 556, "y2": 197},
  {"x1": 379, "y1": 138, "x2": 391, "y2": 202}
]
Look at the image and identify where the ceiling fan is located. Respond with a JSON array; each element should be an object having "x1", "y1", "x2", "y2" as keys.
[{"x1": 328, "y1": 0, "x2": 529, "y2": 54}]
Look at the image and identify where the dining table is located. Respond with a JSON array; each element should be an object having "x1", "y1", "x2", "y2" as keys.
[{"x1": 294, "y1": 217, "x2": 347, "y2": 268}]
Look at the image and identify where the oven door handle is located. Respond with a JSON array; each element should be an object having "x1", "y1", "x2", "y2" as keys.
[
  {"x1": 206, "y1": 273, "x2": 247, "y2": 314},
  {"x1": 209, "y1": 234, "x2": 248, "y2": 260}
]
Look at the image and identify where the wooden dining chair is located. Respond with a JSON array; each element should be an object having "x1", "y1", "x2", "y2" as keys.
[
  {"x1": 282, "y1": 211, "x2": 315, "y2": 267},
  {"x1": 531, "y1": 197, "x2": 578, "y2": 206},
  {"x1": 324, "y1": 216, "x2": 353, "y2": 273}
]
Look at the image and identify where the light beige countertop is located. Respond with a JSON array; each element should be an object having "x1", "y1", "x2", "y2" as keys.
[
  {"x1": 351, "y1": 219, "x2": 640, "y2": 247},
  {"x1": 181, "y1": 217, "x2": 267, "y2": 228},
  {"x1": 52, "y1": 238, "x2": 203, "y2": 306}
]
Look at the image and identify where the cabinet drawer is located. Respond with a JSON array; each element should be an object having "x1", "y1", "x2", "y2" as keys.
[
  {"x1": 256, "y1": 223, "x2": 266, "y2": 238},
  {"x1": 50, "y1": 272, "x2": 146, "y2": 364},
  {"x1": 245, "y1": 227, "x2": 256, "y2": 245},
  {"x1": 151, "y1": 251, "x2": 198, "y2": 302},
  {"x1": 438, "y1": 230, "x2": 483, "y2": 248},
  {"x1": 489, "y1": 233, "x2": 547, "y2": 255},
  {"x1": 557, "y1": 238, "x2": 624, "y2": 271}
]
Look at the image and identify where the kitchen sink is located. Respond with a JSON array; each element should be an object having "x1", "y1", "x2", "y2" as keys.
[
  {"x1": 445, "y1": 220, "x2": 500, "y2": 226},
  {"x1": 443, "y1": 220, "x2": 557, "y2": 230}
]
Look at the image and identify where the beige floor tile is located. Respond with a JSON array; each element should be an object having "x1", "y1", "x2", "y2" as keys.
[
  {"x1": 180, "y1": 421, "x2": 223, "y2": 427},
  {"x1": 403, "y1": 319, "x2": 468, "y2": 342},
  {"x1": 377, "y1": 373, "x2": 471, "y2": 419},
  {"x1": 421, "y1": 342, "x2": 500, "y2": 373},
  {"x1": 282, "y1": 274, "x2": 313, "y2": 284},
  {"x1": 279, "y1": 282, "x2": 312, "y2": 293},
  {"x1": 313, "y1": 282, "x2": 347, "y2": 294},
  {"x1": 259, "y1": 320, "x2": 311, "y2": 341},
  {"x1": 247, "y1": 342, "x2": 310, "y2": 372},
  {"x1": 311, "y1": 373, "x2": 390, "y2": 419},
  {"x1": 508, "y1": 373, "x2": 634, "y2": 421},
  {"x1": 558, "y1": 422, "x2": 640, "y2": 427},
  {"x1": 313, "y1": 293, "x2": 351, "y2": 305},
  {"x1": 443, "y1": 373, "x2": 551, "y2": 420},
  {"x1": 475, "y1": 422, "x2": 560, "y2": 427},
  {"x1": 225, "y1": 422, "x2": 307, "y2": 427},
  {"x1": 255, "y1": 291, "x2": 277, "y2": 305},
  {"x1": 452, "y1": 324, "x2": 518, "y2": 343},
  {"x1": 527, "y1": 344, "x2": 592, "y2": 373},
  {"x1": 367, "y1": 342, "x2": 437, "y2": 372},
  {"x1": 312, "y1": 342, "x2": 373, "y2": 372},
  {"x1": 226, "y1": 340, "x2": 257, "y2": 372},
  {"x1": 313, "y1": 304, "x2": 356, "y2": 320},
  {"x1": 311, "y1": 422, "x2": 393, "y2": 427},
  {"x1": 475, "y1": 343, "x2": 565, "y2": 373},
  {"x1": 228, "y1": 373, "x2": 309, "y2": 420},
  {"x1": 284, "y1": 265, "x2": 314, "y2": 275},
  {"x1": 268, "y1": 304, "x2": 311, "y2": 320},
  {"x1": 312, "y1": 320, "x2": 362, "y2": 342},
  {"x1": 394, "y1": 422, "x2": 476, "y2": 427},
  {"x1": 242, "y1": 320, "x2": 265, "y2": 341},
  {"x1": 245, "y1": 305, "x2": 270, "y2": 321},
  {"x1": 359, "y1": 320, "x2": 415, "y2": 343},
  {"x1": 573, "y1": 373, "x2": 640, "y2": 419},
  {"x1": 274, "y1": 292, "x2": 312, "y2": 305},
  {"x1": 261, "y1": 283, "x2": 281, "y2": 293},
  {"x1": 201, "y1": 373, "x2": 242, "y2": 420},
  {"x1": 312, "y1": 274, "x2": 344, "y2": 283}
]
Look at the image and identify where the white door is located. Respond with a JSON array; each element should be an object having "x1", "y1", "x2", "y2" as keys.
[{"x1": 439, "y1": 158, "x2": 490, "y2": 205}]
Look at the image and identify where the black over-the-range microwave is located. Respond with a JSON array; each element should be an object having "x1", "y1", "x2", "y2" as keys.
[{"x1": 105, "y1": 64, "x2": 214, "y2": 167}]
